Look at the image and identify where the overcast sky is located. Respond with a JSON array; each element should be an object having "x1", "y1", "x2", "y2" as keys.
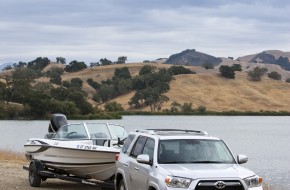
[{"x1": 0, "y1": 0, "x2": 289, "y2": 64}]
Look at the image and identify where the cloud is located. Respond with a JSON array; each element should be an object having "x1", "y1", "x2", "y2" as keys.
[{"x1": 0, "y1": 0, "x2": 289, "y2": 64}]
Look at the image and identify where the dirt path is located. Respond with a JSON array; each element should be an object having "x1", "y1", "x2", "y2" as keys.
[{"x1": 0, "y1": 161, "x2": 111, "y2": 190}]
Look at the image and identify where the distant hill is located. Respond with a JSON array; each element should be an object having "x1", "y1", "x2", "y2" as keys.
[
  {"x1": 1, "y1": 49, "x2": 290, "y2": 113},
  {"x1": 237, "y1": 50, "x2": 290, "y2": 71},
  {"x1": 165, "y1": 49, "x2": 222, "y2": 66},
  {"x1": 0, "y1": 62, "x2": 14, "y2": 71}
]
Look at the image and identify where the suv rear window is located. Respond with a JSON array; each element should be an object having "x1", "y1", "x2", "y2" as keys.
[
  {"x1": 122, "y1": 134, "x2": 135, "y2": 154},
  {"x1": 130, "y1": 136, "x2": 147, "y2": 158}
]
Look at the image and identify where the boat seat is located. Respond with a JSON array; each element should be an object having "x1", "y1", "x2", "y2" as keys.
[
  {"x1": 95, "y1": 140, "x2": 107, "y2": 146},
  {"x1": 67, "y1": 133, "x2": 87, "y2": 139}
]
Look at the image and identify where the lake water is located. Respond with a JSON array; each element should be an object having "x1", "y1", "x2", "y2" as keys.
[{"x1": 0, "y1": 116, "x2": 289, "y2": 188}]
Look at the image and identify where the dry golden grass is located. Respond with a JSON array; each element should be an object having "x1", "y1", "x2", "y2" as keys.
[
  {"x1": 110, "y1": 70, "x2": 290, "y2": 112},
  {"x1": 0, "y1": 149, "x2": 27, "y2": 164},
  {"x1": 161, "y1": 72, "x2": 290, "y2": 112}
]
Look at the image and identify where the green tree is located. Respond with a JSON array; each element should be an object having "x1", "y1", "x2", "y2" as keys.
[
  {"x1": 46, "y1": 67, "x2": 64, "y2": 76},
  {"x1": 49, "y1": 99, "x2": 79, "y2": 115},
  {"x1": 142, "y1": 87, "x2": 169, "y2": 111},
  {"x1": 65, "y1": 60, "x2": 87, "y2": 72},
  {"x1": 10, "y1": 68, "x2": 37, "y2": 103},
  {"x1": 170, "y1": 101, "x2": 181, "y2": 112},
  {"x1": 50, "y1": 73, "x2": 62, "y2": 85},
  {"x1": 197, "y1": 105, "x2": 206, "y2": 113},
  {"x1": 116, "y1": 79, "x2": 133, "y2": 95},
  {"x1": 100, "y1": 58, "x2": 112, "y2": 65},
  {"x1": 13, "y1": 61, "x2": 27, "y2": 68},
  {"x1": 104, "y1": 101, "x2": 124, "y2": 111},
  {"x1": 56, "y1": 57, "x2": 66, "y2": 64},
  {"x1": 33, "y1": 82, "x2": 53, "y2": 94},
  {"x1": 71, "y1": 78, "x2": 83, "y2": 88},
  {"x1": 128, "y1": 91, "x2": 144, "y2": 108},
  {"x1": 47, "y1": 67, "x2": 64, "y2": 85},
  {"x1": 115, "y1": 56, "x2": 127, "y2": 64},
  {"x1": 181, "y1": 102, "x2": 194, "y2": 112},
  {"x1": 87, "y1": 78, "x2": 100, "y2": 90},
  {"x1": 268, "y1": 71, "x2": 281, "y2": 80},
  {"x1": 97, "y1": 84, "x2": 116, "y2": 103},
  {"x1": 114, "y1": 67, "x2": 131, "y2": 79},
  {"x1": 0, "y1": 81, "x2": 6, "y2": 101},
  {"x1": 139, "y1": 65, "x2": 156, "y2": 75},
  {"x1": 232, "y1": 64, "x2": 242, "y2": 71},
  {"x1": 90, "y1": 62, "x2": 100, "y2": 68},
  {"x1": 219, "y1": 65, "x2": 235, "y2": 79},
  {"x1": 248, "y1": 67, "x2": 267, "y2": 81},
  {"x1": 27, "y1": 57, "x2": 50, "y2": 71},
  {"x1": 26, "y1": 92, "x2": 51, "y2": 118}
]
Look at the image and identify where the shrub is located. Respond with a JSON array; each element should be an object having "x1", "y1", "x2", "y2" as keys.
[
  {"x1": 169, "y1": 66, "x2": 195, "y2": 75},
  {"x1": 219, "y1": 65, "x2": 235, "y2": 79},
  {"x1": 104, "y1": 101, "x2": 124, "y2": 112},
  {"x1": 87, "y1": 78, "x2": 100, "y2": 90},
  {"x1": 286, "y1": 78, "x2": 290, "y2": 83},
  {"x1": 202, "y1": 62, "x2": 214, "y2": 69},
  {"x1": 181, "y1": 102, "x2": 194, "y2": 112},
  {"x1": 268, "y1": 71, "x2": 281, "y2": 80},
  {"x1": 248, "y1": 67, "x2": 267, "y2": 81},
  {"x1": 197, "y1": 105, "x2": 206, "y2": 113},
  {"x1": 139, "y1": 65, "x2": 156, "y2": 75},
  {"x1": 232, "y1": 64, "x2": 242, "y2": 71}
]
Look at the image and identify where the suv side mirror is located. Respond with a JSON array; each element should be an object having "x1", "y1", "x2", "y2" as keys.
[
  {"x1": 237, "y1": 154, "x2": 248, "y2": 164},
  {"x1": 137, "y1": 154, "x2": 151, "y2": 165}
]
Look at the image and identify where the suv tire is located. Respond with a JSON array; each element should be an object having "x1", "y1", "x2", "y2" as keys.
[{"x1": 118, "y1": 179, "x2": 126, "y2": 190}]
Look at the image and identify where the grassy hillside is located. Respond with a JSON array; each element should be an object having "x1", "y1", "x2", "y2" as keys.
[
  {"x1": 108, "y1": 71, "x2": 290, "y2": 112},
  {"x1": 3, "y1": 62, "x2": 290, "y2": 113},
  {"x1": 93, "y1": 65, "x2": 289, "y2": 112}
]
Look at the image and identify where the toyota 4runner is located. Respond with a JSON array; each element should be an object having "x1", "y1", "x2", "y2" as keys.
[{"x1": 115, "y1": 129, "x2": 263, "y2": 190}]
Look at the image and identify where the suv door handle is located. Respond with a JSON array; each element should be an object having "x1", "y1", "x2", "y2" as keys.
[
  {"x1": 123, "y1": 162, "x2": 129, "y2": 167},
  {"x1": 134, "y1": 167, "x2": 139, "y2": 171}
]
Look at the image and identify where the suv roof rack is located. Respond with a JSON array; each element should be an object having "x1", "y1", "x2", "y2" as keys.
[{"x1": 135, "y1": 129, "x2": 208, "y2": 136}]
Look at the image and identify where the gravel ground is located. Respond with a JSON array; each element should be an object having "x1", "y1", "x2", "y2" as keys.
[{"x1": 0, "y1": 161, "x2": 113, "y2": 190}]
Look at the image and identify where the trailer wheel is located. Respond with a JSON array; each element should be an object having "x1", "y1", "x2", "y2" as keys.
[{"x1": 29, "y1": 161, "x2": 42, "y2": 187}]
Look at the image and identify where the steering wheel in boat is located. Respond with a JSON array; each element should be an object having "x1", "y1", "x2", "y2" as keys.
[{"x1": 66, "y1": 132, "x2": 77, "y2": 138}]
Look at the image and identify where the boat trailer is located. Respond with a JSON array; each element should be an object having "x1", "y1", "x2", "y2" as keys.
[{"x1": 23, "y1": 160, "x2": 114, "y2": 190}]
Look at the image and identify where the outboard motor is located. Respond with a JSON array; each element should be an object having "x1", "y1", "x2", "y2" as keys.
[
  {"x1": 45, "y1": 114, "x2": 68, "y2": 139},
  {"x1": 48, "y1": 113, "x2": 68, "y2": 133}
]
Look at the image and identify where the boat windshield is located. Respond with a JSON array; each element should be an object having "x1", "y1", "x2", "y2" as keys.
[
  {"x1": 86, "y1": 123, "x2": 111, "y2": 139},
  {"x1": 53, "y1": 123, "x2": 89, "y2": 140},
  {"x1": 158, "y1": 139, "x2": 235, "y2": 164},
  {"x1": 108, "y1": 124, "x2": 127, "y2": 140}
]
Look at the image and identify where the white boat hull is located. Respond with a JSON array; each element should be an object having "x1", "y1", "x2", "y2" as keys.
[{"x1": 25, "y1": 139, "x2": 119, "y2": 180}]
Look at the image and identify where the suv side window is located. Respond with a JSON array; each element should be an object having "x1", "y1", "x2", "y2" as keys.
[
  {"x1": 122, "y1": 134, "x2": 136, "y2": 154},
  {"x1": 130, "y1": 136, "x2": 147, "y2": 158},
  {"x1": 142, "y1": 138, "x2": 155, "y2": 161}
]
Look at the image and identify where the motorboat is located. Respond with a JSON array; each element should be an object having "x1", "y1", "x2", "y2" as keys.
[{"x1": 24, "y1": 114, "x2": 127, "y2": 181}]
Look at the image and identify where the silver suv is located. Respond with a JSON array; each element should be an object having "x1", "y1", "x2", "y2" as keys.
[{"x1": 115, "y1": 129, "x2": 263, "y2": 190}]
